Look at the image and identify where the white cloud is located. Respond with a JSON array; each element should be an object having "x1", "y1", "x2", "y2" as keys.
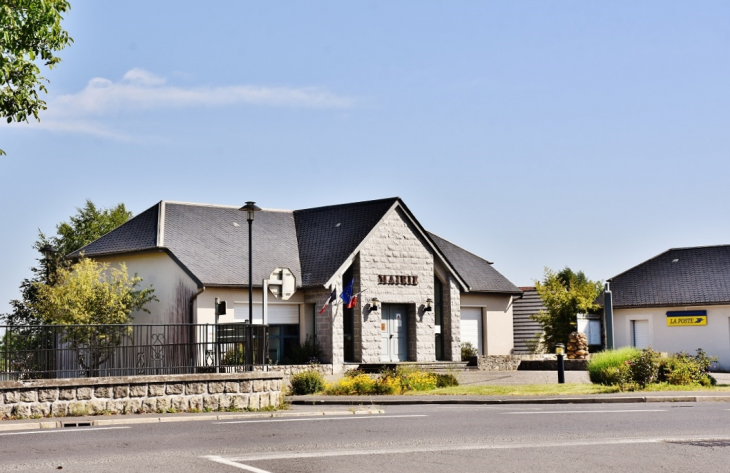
[
  {"x1": 8, "y1": 69, "x2": 353, "y2": 139},
  {"x1": 52, "y1": 69, "x2": 353, "y2": 117}
]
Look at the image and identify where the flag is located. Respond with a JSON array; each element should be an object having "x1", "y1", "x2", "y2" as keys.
[
  {"x1": 340, "y1": 278, "x2": 354, "y2": 307},
  {"x1": 318, "y1": 288, "x2": 337, "y2": 314},
  {"x1": 347, "y1": 294, "x2": 358, "y2": 309}
]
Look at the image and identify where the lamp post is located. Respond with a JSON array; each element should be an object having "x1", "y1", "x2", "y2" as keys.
[
  {"x1": 40, "y1": 244, "x2": 56, "y2": 284},
  {"x1": 555, "y1": 343, "x2": 566, "y2": 384},
  {"x1": 239, "y1": 201, "x2": 261, "y2": 368}
]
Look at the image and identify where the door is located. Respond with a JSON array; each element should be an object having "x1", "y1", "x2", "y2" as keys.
[
  {"x1": 632, "y1": 320, "x2": 650, "y2": 349},
  {"x1": 381, "y1": 304, "x2": 408, "y2": 362},
  {"x1": 460, "y1": 307, "x2": 483, "y2": 355}
]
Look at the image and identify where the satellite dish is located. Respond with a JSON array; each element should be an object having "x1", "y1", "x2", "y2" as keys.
[{"x1": 268, "y1": 268, "x2": 296, "y2": 301}]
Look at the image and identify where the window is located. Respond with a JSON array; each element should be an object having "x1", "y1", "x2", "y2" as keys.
[
  {"x1": 631, "y1": 320, "x2": 650, "y2": 349},
  {"x1": 268, "y1": 324, "x2": 300, "y2": 364}
]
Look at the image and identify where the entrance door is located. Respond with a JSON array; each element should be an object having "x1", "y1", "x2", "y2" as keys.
[{"x1": 381, "y1": 304, "x2": 408, "y2": 362}]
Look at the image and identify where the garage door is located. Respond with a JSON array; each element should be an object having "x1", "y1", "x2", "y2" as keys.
[
  {"x1": 234, "y1": 303, "x2": 299, "y2": 324},
  {"x1": 632, "y1": 320, "x2": 650, "y2": 349},
  {"x1": 460, "y1": 307, "x2": 483, "y2": 355}
]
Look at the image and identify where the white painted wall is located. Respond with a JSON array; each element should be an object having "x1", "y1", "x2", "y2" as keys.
[
  {"x1": 96, "y1": 252, "x2": 198, "y2": 325},
  {"x1": 614, "y1": 305, "x2": 730, "y2": 370},
  {"x1": 460, "y1": 293, "x2": 515, "y2": 355}
]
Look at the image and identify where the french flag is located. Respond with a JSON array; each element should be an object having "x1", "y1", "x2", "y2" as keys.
[{"x1": 318, "y1": 288, "x2": 337, "y2": 314}]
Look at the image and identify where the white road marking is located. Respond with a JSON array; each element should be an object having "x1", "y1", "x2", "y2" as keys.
[
  {"x1": 205, "y1": 455, "x2": 272, "y2": 473},
  {"x1": 214, "y1": 414, "x2": 427, "y2": 425},
  {"x1": 504, "y1": 409, "x2": 666, "y2": 415},
  {"x1": 436, "y1": 406, "x2": 502, "y2": 409},
  {"x1": 208, "y1": 435, "x2": 730, "y2": 463},
  {"x1": 0, "y1": 426, "x2": 130, "y2": 436}
]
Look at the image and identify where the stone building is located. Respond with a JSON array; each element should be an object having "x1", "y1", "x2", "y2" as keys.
[{"x1": 70, "y1": 197, "x2": 521, "y2": 370}]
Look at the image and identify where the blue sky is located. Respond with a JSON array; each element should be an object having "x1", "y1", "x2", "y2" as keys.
[{"x1": 2, "y1": 1, "x2": 730, "y2": 315}]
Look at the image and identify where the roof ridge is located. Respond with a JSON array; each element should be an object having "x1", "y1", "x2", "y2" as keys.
[
  {"x1": 294, "y1": 197, "x2": 400, "y2": 214},
  {"x1": 667, "y1": 244, "x2": 730, "y2": 251},
  {"x1": 427, "y1": 231, "x2": 494, "y2": 265},
  {"x1": 162, "y1": 200, "x2": 292, "y2": 213}
]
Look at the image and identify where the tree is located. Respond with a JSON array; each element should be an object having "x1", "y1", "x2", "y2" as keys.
[
  {"x1": 33, "y1": 258, "x2": 156, "y2": 375},
  {"x1": 1, "y1": 0, "x2": 73, "y2": 155},
  {"x1": 2, "y1": 199, "x2": 132, "y2": 325},
  {"x1": 531, "y1": 267, "x2": 602, "y2": 352}
]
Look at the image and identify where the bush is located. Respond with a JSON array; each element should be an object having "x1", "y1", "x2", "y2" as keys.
[
  {"x1": 289, "y1": 369, "x2": 326, "y2": 395},
  {"x1": 461, "y1": 342, "x2": 478, "y2": 361},
  {"x1": 434, "y1": 373, "x2": 459, "y2": 388},
  {"x1": 324, "y1": 373, "x2": 377, "y2": 395},
  {"x1": 587, "y1": 347, "x2": 640, "y2": 385},
  {"x1": 627, "y1": 349, "x2": 661, "y2": 387},
  {"x1": 659, "y1": 349, "x2": 718, "y2": 386},
  {"x1": 282, "y1": 335, "x2": 322, "y2": 365}
]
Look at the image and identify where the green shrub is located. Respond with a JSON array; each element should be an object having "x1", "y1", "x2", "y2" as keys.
[
  {"x1": 222, "y1": 343, "x2": 246, "y2": 365},
  {"x1": 282, "y1": 335, "x2": 322, "y2": 365},
  {"x1": 434, "y1": 373, "x2": 459, "y2": 388},
  {"x1": 587, "y1": 347, "x2": 640, "y2": 385},
  {"x1": 659, "y1": 349, "x2": 718, "y2": 386},
  {"x1": 627, "y1": 349, "x2": 661, "y2": 387},
  {"x1": 461, "y1": 342, "x2": 478, "y2": 361},
  {"x1": 289, "y1": 369, "x2": 326, "y2": 395}
]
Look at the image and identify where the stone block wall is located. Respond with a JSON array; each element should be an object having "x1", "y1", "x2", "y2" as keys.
[
  {"x1": 443, "y1": 276, "x2": 461, "y2": 361},
  {"x1": 358, "y1": 207, "x2": 436, "y2": 363},
  {"x1": 0, "y1": 372, "x2": 283, "y2": 420}
]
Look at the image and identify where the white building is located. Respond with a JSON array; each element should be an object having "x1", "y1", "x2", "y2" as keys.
[
  {"x1": 605, "y1": 245, "x2": 730, "y2": 370},
  {"x1": 70, "y1": 197, "x2": 521, "y2": 370}
]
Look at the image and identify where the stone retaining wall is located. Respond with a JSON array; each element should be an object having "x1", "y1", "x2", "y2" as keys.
[
  {"x1": 471, "y1": 354, "x2": 588, "y2": 371},
  {"x1": 0, "y1": 372, "x2": 284, "y2": 420},
  {"x1": 256, "y1": 364, "x2": 334, "y2": 376}
]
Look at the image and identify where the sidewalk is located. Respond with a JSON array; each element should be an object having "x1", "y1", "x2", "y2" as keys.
[{"x1": 2, "y1": 371, "x2": 729, "y2": 433}]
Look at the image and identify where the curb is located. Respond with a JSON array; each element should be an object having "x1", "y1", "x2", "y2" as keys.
[
  {"x1": 0, "y1": 408, "x2": 384, "y2": 433},
  {"x1": 291, "y1": 395, "x2": 730, "y2": 406}
]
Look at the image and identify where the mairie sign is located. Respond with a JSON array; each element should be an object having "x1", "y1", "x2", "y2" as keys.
[{"x1": 666, "y1": 310, "x2": 707, "y2": 327}]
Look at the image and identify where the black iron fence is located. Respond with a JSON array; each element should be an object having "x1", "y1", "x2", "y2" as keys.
[{"x1": 0, "y1": 324, "x2": 268, "y2": 380}]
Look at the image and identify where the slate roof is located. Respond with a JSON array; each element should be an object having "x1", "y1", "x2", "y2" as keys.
[
  {"x1": 293, "y1": 198, "x2": 398, "y2": 287},
  {"x1": 428, "y1": 232, "x2": 522, "y2": 294},
  {"x1": 606, "y1": 245, "x2": 730, "y2": 308},
  {"x1": 70, "y1": 197, "x2": 519, "y2": 294}
]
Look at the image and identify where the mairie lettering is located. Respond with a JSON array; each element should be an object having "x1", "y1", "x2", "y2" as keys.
[{"x1": 378, "y1": 275, "x2": 419, "y2": 286}]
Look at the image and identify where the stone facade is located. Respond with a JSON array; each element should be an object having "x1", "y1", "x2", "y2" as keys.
[
  {"x1": 443, "y1": 276, "x2": 462, "y2": 361},
  {"x1": 0, "y1": 372, "x2": 283, "y2": 420},
  {"x1": 357, "y1": 208, "x2": 439, "y2": 363}
]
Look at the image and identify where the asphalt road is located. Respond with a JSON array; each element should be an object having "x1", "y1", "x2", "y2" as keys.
[{"x1": 2, "y1": 403, "x2": 730, "y2": 472}]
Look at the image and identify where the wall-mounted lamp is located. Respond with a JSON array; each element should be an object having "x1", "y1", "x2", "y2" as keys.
[
  {"x1": 370, "y1": 297, "x2": 380, "y2": 312},
  {"x1": 424, "y1": 298, "x2": 433, "y2": 312}
]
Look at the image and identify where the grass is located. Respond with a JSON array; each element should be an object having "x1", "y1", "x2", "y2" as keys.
[
  {"x1": 587, "y1": 347, "x2": 641, "y2": 384},
  {"x1": 420, "y1": 382, "x2": 730, "y2": 396}
]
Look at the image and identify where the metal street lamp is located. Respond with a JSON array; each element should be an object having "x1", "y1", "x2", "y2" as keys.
[
  {"x1": 239, "y1": 201, "x2": 261, "y2": 368},
  {"x1": 39, "y1": 244, "x2": 56, "y2": 284},
  {"x1": 555, "y1": 343, "x2": 566, "y2": 384}
]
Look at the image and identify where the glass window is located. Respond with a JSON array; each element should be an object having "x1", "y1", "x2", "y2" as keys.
[{"x1": 268, "y1": 324, "x2": 299, "y2": 364}]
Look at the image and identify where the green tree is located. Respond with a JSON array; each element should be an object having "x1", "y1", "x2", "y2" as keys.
[
  {"x1": 2, "y1": 200, "x2": 131, "y2": 326},
  {"x1": 531, "y1": 267, "x2": 602, "y2": 352},
  {"x1": 33, "y1": 258, "x2": 156, "y2": 375},
  {"x1": 1, "y1": 0, "x2": 73, "y2": 155}
]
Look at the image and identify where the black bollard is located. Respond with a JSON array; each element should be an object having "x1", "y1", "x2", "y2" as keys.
[{"x1": 556, "y1": 343, "x2": 565, "y2": 384}]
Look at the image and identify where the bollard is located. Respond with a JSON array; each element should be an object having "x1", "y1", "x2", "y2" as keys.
[{"x1": 555, "y1": 343, "x2": 565, "y2": 384}]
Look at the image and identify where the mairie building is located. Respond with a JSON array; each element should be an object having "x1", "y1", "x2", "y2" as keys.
[{"x1": 71, "y1": 197, "x2": 521, "y2": 370}]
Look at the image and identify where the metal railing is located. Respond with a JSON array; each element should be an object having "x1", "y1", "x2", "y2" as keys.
[{"x1": 0, "y1": 324, "x2": 268, "y2": 380}]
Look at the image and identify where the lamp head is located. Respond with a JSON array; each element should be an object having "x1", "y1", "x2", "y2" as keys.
[{"x1": 239, "y1": 201, "x2": 262, "y2": 222}]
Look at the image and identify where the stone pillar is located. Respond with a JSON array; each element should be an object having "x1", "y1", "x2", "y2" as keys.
[{"x1": 443, "y1": 276, "x2": 461, "y2": 361}]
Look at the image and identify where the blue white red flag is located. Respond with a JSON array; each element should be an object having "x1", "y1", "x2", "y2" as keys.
[{"x1": 318, "y1": 288, "x2": 337, "y2": 314}]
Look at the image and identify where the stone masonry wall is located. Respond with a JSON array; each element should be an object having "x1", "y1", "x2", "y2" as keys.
[
  {"x1": 443, "y1": 275, "x2": 461, "y2": 361},
  {"x1": 305, "y1": 286, "x2": 335, "y2": 365},
  {"x1": 0, "y1": 372, "x2": 283, "y2": 420},
  {"x1": 358, "y1": 207, "x2": 436, "y2": 363}
]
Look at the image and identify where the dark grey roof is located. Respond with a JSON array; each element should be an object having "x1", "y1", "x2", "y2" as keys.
[
  {"x1": 163, "y1": 203, "x2": 301, "y2": 287},
  {"x1": 70, "y1": 197, "x2": 520, "y2": 294},
  {"x1": 427, "y1": 232, "x2": 522, "y2": 294},
  {"x1": 294, "y1": 198, "x2": 398, "y2": 287},
  {"x1": 68, "y1": 204, "x2": 159, "y2": 258},
  {"x1": 607, "y1": 245, "x2": 730, "y2": 308}
]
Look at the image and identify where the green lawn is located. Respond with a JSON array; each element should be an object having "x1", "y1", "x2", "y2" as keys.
[{"x1": 420, "y1": 383, "x2": 730, "y2": 396}]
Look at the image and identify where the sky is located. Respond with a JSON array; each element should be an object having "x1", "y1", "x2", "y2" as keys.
[{"x1": 2, "y1": 1, "x2": 730, "y2": 315}]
